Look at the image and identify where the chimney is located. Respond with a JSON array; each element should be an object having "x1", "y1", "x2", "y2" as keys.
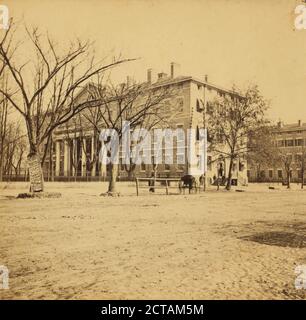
[
  {"x1": 147, "y1": 68, "x2": 157, "y2": 84},
  {"x1": 147, "y1": 69, "x2": 152, "y2": 84},
  {"x1": 204, "y1": 74, "x2": 208, "y2": 82},
  {"x1": 298, "y1": 119, "x2": 302, "y2": 126},
  {"x1": 277, "y1": 121, "x2": 283, "y2": 128},
  {"x1": 126, "y1": 76, "x2": 132, "y2": 87},
  {"x1": 170, "y1": 62, "x2": 181, "y2": 78}
]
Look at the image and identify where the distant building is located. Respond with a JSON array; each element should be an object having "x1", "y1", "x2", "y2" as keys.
[
  {"x1": 45, "y1": 62, "x2": 248, "y2": 185},
  {"x1": 248, "y1": 120, "x2": 306, "y2": 183}
]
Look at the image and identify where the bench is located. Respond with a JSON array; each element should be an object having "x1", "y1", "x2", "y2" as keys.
[{"x1": 135, "y1": 177, "x2": 181, "y2": 196}]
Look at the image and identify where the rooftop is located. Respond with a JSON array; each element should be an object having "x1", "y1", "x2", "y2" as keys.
[
  {"x1": 276, "y1": 120, "x2": 306, "y2": 133},
  {"x1": 151, "y1": 75, "x2": 239, "y2": 96},
  {"x1": 148, "y1": 62, "x2": 242, "y2": 97}
]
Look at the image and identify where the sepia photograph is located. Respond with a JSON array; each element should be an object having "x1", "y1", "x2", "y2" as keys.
[{"x1": 0, "y1": 0, "x2": 306, "y2": 311}]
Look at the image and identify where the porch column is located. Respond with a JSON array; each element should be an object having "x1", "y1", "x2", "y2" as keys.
[
  {"x1": 55, "y1": 140, "x2": 60, "y2": 176},
  {"x1": 71, "y1": 139, "x2": 76, "y2": 176},
  {"x1": 91, "y1": 136, "x2": 96, "y2": 177},
  {"x1": 64, "y1": 140, "x2": 69, "y2": 177},
  {"x1": 81, "y1": 138, "x2": 86, "y2": 176}
]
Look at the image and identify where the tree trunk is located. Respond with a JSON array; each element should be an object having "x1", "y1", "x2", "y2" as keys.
[
  {"x1": 203, "y1": 172, "x2": 206, "y2": 192},
  {"x1": 0, "y1": 155, "x2": 3, "y2": 182},
  {"x1": 108, "y1": 163, "x2": 118, "y2": 194},
  {"x1": 24, "y1": 116, "x2": 44, "y2": 192},
  {"x1": 149, "y1": 164, "x2": 158, "y2": 193},
  {"x1": 256, "y1": 164, "x2": 261, "y2": 182},
  {"x1": 225, "y1": 157, "x2": 234, "y2": 190},
  {"x1": 49, "y1": 143, "x2": 54, "y2": 182},
  {"x1": 287, "y1": 170, "x2": 291, "y2": 189},
  {"x1": 127, "y1": 169, "x2": 133, "y2": 181},
  {"x1": 125, "y1": 162, "x2": 136, "y2": 181},
  {"x1": 27, "y1": 152, "x2": 44, "y2": 192},
  {"x1": 217, "y1": 173, "x2": 220, "y2": 191},
  {"x1": 301, "y1": 164, "x2": 304, "y2": 189}
]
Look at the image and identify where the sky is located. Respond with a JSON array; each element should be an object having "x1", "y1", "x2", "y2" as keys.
[{"x1": 3, "y1": 0, "x2": 306, "y2": 123}]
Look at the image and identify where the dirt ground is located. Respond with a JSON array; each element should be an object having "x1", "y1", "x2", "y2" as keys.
[{"x1": 1, "y1": 181, "x2": 306, "y2": 300}]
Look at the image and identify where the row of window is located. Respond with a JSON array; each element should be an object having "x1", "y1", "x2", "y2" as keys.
[
  {"x1": 248, "y1": 169, "x2": 304, "y2": 179},
  {"x1": 276, "y1": 154, "x2": 305, "y2": 163},
  {"x1": 276, "y1": 139, "x2": 305, "y2": 147},
  {"x1": 290, "y1": 154, "x2": 303, "y2": 162}
]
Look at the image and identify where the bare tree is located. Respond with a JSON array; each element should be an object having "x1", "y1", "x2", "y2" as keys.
[
  {"x1": 79, "y1": 95, "x2": 105, "y2": 179},
  {"x1": 11, "y1": 134, "x2": 26, "y2": 176},
  {"x1": 0, "y1": 73, "x2": 9, "y2": 181},
  {"x1": 124, "y1": 157, "x2": 137, "y2": 180},
  {"x1": 208, "y1": 85, "x2": 269, "y2": 190},
  {"x1": 0, "y1": 73, "x2": 27, "y2": 180},
  {"x1": 87, "y1": 78, "x2": 175, "y2": 195},
  {"x1": 246, "y1": 123, "x2": 305, "y2": 189},
  {"x1": 297, "y1": 144, "x2": 306, "y2": 189},
  {"x1": 0, "y1": 22, "x2": 132, "y2": 192},
  {"x1": 1, "y1": 121, "x2": 26, "y2": 180},
  {"x1": 247, "y1": 124, "x2": 278, "y2": 181},
  {"x1": 62, "y1": 115, "x2": 87, "y2": 181},
  {"x1": 276, "y1": 150, "x2": 293, "y2": 189}
]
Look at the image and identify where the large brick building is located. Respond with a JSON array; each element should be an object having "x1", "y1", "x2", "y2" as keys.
[
  {"x1": 248, "y1": 120, "x2": 306, "y2": 183},
  {"x1": 44, "y1": 63, "x2": 248, "y2": 185}
]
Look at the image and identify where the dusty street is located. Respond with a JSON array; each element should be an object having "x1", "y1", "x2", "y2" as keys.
[{"x1": 1, "y1": 182, "x2": 306, "y2": 299}]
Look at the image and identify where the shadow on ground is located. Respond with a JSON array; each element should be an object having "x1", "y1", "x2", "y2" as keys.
[
  {"x1": 241, "y1": 231, "x2": 306, "y2": 248},
  {"x1": 218, "y1": 220, "x2": 306, "y2": 249}
]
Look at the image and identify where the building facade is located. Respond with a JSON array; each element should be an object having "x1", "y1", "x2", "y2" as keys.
[
  {"x1": 45, "y1": 63, "x2": 248, "y2": 185},
  {"x1": 248, "y1": 120, "x2": 306, "y2": 183}
]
